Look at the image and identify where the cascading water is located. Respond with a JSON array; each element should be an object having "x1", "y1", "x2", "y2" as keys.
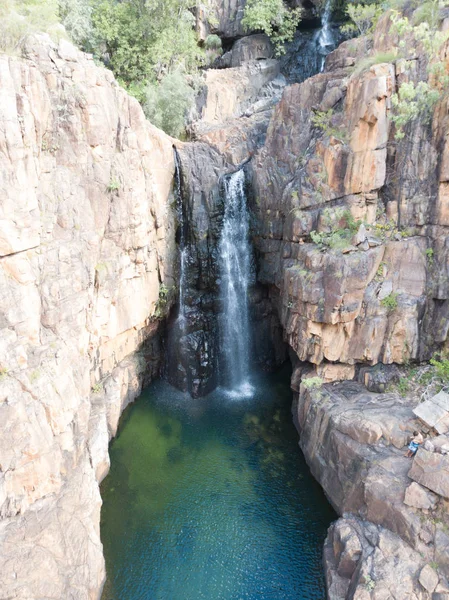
[
  {"x1": 317, "y1": 0, "x2": 334, "y2": 72},
  {"x1": 218, "y1": 169, "x2": 253, "y2": 396}
]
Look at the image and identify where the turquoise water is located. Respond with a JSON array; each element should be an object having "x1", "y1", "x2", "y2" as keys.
[{"x1": 100, "y1": 368, "x2": 335, "y2": 600}]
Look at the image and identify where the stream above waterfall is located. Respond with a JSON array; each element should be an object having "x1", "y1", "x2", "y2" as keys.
[{"x1": 100, "y1": 366, "x2": 336, "y2": 600}]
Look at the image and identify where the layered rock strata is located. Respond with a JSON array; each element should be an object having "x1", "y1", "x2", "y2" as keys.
[
  {"x1": 0, "y1": 36, "x2": 175, "y2": 598},
  {"x1": 250, "y1": 28, "x2": 449, "y2": 377}
]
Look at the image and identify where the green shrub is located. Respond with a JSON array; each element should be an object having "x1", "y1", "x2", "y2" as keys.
[
  {"x1": 391, "y1": 81, "x2": 440, "y2": 140},
  {"x1": 154, "y1": 283, "x2": 171, "y2": 319},
  {"x1": 397, "y1": 377, "x2": 410, "y2": 397},
  {"x1": 107, "y1": 178, "x2": 120, "y2": 193},
  {"x1": 30, "y1": 369, "x2": 41, "y2": 382},
  {"x1": 59, "y1": 0, "x2": 92, "y2": 48},
  {"x1": 381, "y1": 292, "x2": 398, "y2": 311},
  {"x1": 352, "y1": 51, "x2": 398, "y2": 76},
  {"x1": 242, "y1": 0, "x2": 302, "y2": 56},
  {"x1": 302, "y1": 376, "x2": 323, "y2": 390},
  {"x1": 341, "y1": 3, "x2": 382, "y2": 37},
  {"x1": 91, "y1": 382, "x2": 103, "y2": 394},
  {"x1": 310, "y1": 208, "x2": 361, "y2": 252},
  {"x1": 311, "y1": 109, "x2": 348, "y2": 143},
  {"x1": 144, "y1": 71, "x2": 195, "y2": 138},
  {"x1": 204, "y1": 34, "x2": 222, "y2": 50},
  {"x1": 90, "y1": 0, "x2": 203, "y2": 92},
  {"x1": 430, "y1": 355, "x2": 449, "y2": 383}
]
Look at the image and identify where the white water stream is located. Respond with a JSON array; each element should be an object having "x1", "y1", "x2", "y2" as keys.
[
  {"x1": 218, "y1": 170, "x2": 253, "y2": 397},
  {"x1": 317, "y1": 0, "x2": 334, "y2": 72}
]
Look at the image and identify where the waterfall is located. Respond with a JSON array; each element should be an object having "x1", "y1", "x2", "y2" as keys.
[
  {"x1": 218, "y1": 169, "x2": 253, "y2": 397},
  {"x1": 317, "y1": 0, "x2": 334, "y2": 72}
]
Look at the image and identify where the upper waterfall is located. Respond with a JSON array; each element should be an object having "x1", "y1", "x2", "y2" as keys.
[
  {"x1": 317, "y1": 0, "x2": 334, "y2": 72},
  {"x1": 218, "y1": 169, "x2": 253, "y2": 396}
]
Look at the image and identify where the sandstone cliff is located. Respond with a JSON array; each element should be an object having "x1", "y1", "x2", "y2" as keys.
[
  {"x1": 0, "y1": 35, "x2": 175, "y2": 598},
  {"x1": 250, "y1": 25, "x2": 449, "y2": 378}
]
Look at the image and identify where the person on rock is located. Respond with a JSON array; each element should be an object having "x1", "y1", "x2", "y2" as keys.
[{"x1": 406, "y1": 430, "x2": 424, "y2": 458}]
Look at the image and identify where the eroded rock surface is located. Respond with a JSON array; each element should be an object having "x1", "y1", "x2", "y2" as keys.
[
  {"x1": 296, "y1": 380, "x2": 449, "y2": 598},
  {"x1": 0, "y1": 35, "x2": 175, "y2": 598}
]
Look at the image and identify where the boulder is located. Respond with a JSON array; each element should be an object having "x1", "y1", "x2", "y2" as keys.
[
  {"x1": 230, "y1": 34, "x2": 273, "y2": 67},
  {"x1": 419, "y1": 564, "x2": 439, "y2": 593},
  {"x1": 358, "y1": 364, "x2": 400, "y2": 393},
  {"x1": 404, "y1": 482, "x2": 438, "y2": 510},
  {"x1": 408, "y1": 450, "x2": 449, "y2": 499},
  {"x1": 353, "y1": 223, "x2": 368, "y2": 246},
  {"x1": 414, "y1": 391, "x2": 449, "y2": 434}
]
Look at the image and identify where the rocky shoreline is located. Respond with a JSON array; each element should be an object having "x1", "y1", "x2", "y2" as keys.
[{"x1": 295, "y1": 378, "x2": 449, "y2": 598}]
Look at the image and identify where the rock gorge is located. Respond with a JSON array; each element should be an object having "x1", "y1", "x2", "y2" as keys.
[{"x1": 1, "y1": 3, "x2": 449, "y2": 600}]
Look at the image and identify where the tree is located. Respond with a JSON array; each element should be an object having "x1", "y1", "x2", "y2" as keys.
[
  {"x1": 341, "y1": 2, "x2": 382, "y2": 37},
  {"x1": 59, "y1": 0, "x2": 92, "y2": 49},
  {"x1": 89, "y1": 0, "x2": 203, "y2": 103},
  {"x1": 241, "y1": 0, "x2": 302, "y2": 56},
  {"x1": 144, "y1": 71, "x2": 195, "y2": 138}
]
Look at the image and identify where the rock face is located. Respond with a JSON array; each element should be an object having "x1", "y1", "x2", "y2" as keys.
[
  {"x1": 0, "y1": 35, "x2": 175, "y2": 598},
  {"x1": 250, "y1": 28, "x2": 449, "y2": 379},
  {"x1": 296, "y1": 381, "x2": 449, "y2": 598},
  {"x1": 244, "y1": 17, "x2": 449, "y2": 595},
  {"x1": 196, "y1": 0, "x2": 248, "y2": 41}
]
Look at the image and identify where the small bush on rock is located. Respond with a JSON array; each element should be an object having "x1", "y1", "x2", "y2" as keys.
[
  {"x1": 381, "y1": 292, "x2": 398, "y2": 311},
  {"x1": 430, "y1": 355, "x2": 449, "y2": 384},
  {"x1": 341, "y1": 3, "x2": 382, "y2": 37},
  {"x1": 204, "y1": 34, "x2": 222, "y2": 50},
  {"x1": 302, "y1": 376, "x2": 323, "y2": 390},
  {"x1": 242, "y1": 0, "x2": 302, "y2": 55}
]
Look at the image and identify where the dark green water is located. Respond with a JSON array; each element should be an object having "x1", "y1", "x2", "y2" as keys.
[{"x1": 100, "y1": 368, "x2": 336, "y2": 600}]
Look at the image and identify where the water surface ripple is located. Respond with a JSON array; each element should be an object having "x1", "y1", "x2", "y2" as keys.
[{"x1": 100, "y1": 368, "x2": 336, "y2": 600}]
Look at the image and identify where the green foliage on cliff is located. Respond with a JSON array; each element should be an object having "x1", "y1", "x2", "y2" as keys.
[
  {"x1": 0, "y1": 0, "x2": 60, "y2": 53},
  {"x1": 145, "y1": 71, "x2": 195, "y2": 138},
  {"x1": 310, "y1": 208, "x2": 361, "y2": 252},
  {"x1": 430, "y1": 354, "x2": 449, "y2": 384},
  {"x1": 242, "y1": 0, "x2": 302, "y2": 55},
  {"x1": 381, "y1": 292, "x2": 398, "y2": 311},
  {"x1": 88, "y1": 0, "x2": 203, "y2": 103},
  {"x1": 341, "y1": 2, "x2": 382, "y2": 37},
  {"x1": 59, "y1": 0, "x2": 92, "y2": 48},
  {"x1": 343, "y1": 0, "x2": 449, "y2": 139},
  {"x1": 311, "y1": 109, "x2": 348, "y2": 143},
  {"x1": 391, "y1": 81, "x2": 440, "y2": 139},
  {"x1": 389, "y1": 3, "x2": 449, "y2": 139},
  {"x1": 302, "y1": 376, "x2": 323, "y2": 390}
]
